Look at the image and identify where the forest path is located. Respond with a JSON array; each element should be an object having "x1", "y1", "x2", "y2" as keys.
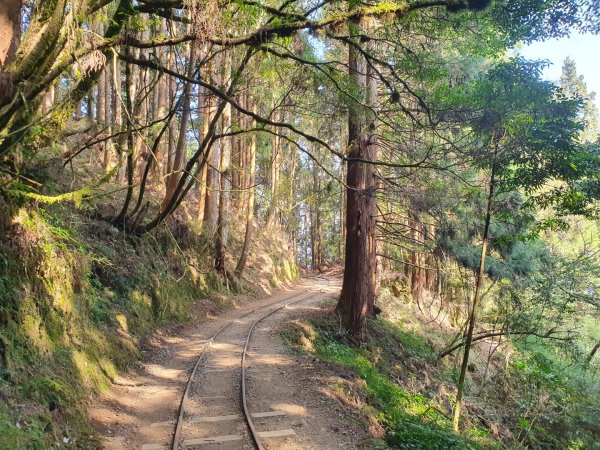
[{"x1": 91, "y1": 276, "x2": 371, "y2": 450}]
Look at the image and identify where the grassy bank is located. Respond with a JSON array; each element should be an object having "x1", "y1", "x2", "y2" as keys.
[
  {"x1": 284, "y1": 315, "x2": 494, "y2": 449},
  {"x1": 282, "y1": 292, "x2": 600, "y2": 449}
]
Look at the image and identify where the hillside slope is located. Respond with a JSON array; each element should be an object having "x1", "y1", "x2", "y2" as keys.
[
  {"x1": 283, "y1": 283, "x2": 600, "y2": 449},
  {"x1": 0, "y1": 195, "x2": 298, "y2": 448}
]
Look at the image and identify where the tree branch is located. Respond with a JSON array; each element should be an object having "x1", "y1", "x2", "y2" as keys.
[{"x1": 438, "y1": 328, "x2": 573, "y2": 358}]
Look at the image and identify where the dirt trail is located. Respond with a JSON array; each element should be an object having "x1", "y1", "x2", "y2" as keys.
[{"x1": 90, "y1": 277, "x2": 371, "y2": 450}]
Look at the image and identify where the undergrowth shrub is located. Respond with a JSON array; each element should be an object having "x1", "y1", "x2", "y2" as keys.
[
  {"x1": 481, "y1": 338, "x2": 600, "y2": 449},
  {"x1": 284, "y1": 315, "x2": 495, "y2": 449}
]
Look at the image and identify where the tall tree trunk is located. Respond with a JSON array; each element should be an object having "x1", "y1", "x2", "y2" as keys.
[
  {"x1": 235, "y1": 99, "x2": 256, "y2": 275},
  {"x1": 203, "y1": 140, "x2": 220, "y2": 236},
  {"x1": 265, "y1": 105, "x2": 282, "y2": 229},
  {"x1": 154, "y1": 19, "x2": 168, "y2": 180},
  {"x1": 135, "y1": 20, "x2": 152, "y2": 183},
  {"x1": 97, "y1": 22, "x2": 106, "y2": 166},
  {"x1": 288, "y1": 150, "x2": 298, "y2": 264},
  {"x1": 310, "y1": 157, "x2": 323, "y2": 270},
  {"x1": 196, "y1": 85, "x2": 212, "y2": 227},
  {"x1": 126, "y1": 45, "x2": 140, "y2": 181},
  {"x1": 0, "y1": 0, "x2": 20, "y2": 67},
  {"x1": 366, "y1": 62, "x2": 379, "y2": 296},
  {"x1": 310, "y1": 203, "x2": 317, "y2": 270},
  {"x1": 215, "y1": 51, "x2": 232, "y2": 276},
  {"x1": 409, "y1": 216, "x2": 426, "y2": 304},
  {"x1": 165, "y1": 46, "x2": 176, "y2": 179},
  {"x1": 238, "y1": 90, "x2": 249, "y2": 214},
  {"x1": 87, "y1": 92, "x2": 94, "y2": 121},
  {"x1": 339, "y1": 163, "x2": 346, "y2": 260},
  {"x1": 103, "y1": 51, "x2": 113, "y2": 172},
  {"x1": 162, "y1": 45, "x2": 196, "y2": 211},
  {"x1": 453, "y1": 157, "x2": 496, "y2": 431},
  {"x1": 335, "y1": 18, "x2": 378, "y2": 338},
  {"x1": 111, "y1": 52, "x2": 122, "y2": 172},
  {"x1": 202, "y1": 54, "x2": 221, "y2": 236},
  {"x1": 203, "y1": 142, "x2": 221, "y2": 236},
  {"x1": 231, "y1": 102, "x2": 241, "y2": 208},
  {"x1": 316, "y1": 214, "x2": 323, "y2": 269},
  {"x1": 120, "y1": 33, "x2": 140, "y2": 184},
  {"x1": 425, "y1": 225, "x2": 437, "y2": 291},
  {"x1": 0, "y1": 0, "x2": 21, "y2": 103},
  {"x1": 113, "y1": 46, "x2": 136, "y2": 225}
]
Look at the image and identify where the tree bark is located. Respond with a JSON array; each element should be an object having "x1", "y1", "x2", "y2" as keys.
[
  {"x1": 113, "y1": 45, "x2": 136, "y2": 225},
  {"x1": 162, "y1": 44, "x2": 196, "y2": 211},
  {"x1": 165, "y1": 46, "x2": 176, "y2": 179},
  {"x1": 203, "y1": 136, "x2": 220, "y2": 235},
  {"x1": 103, "y1": 47, "x2": 113, "y2": 171},
  {"x1": 111, "y1": 51, "x2": 122, "y2": 172},
  {"x1": 410, "y1": 217, "x2": 426, "y2": 304},
  {"x1": 265, "y1": 105, "x2": 282, "y2": 229},
  {"x1": 238, "y1": 90, "x2": 249, "y2": 213},
  {"x1": 335, "y1": 16, "x2": 378, "y2": 338},
  {"x1": 215, "y1": 50, "x2": 232, "y2": 276},
  {"x1": 87, "y1": 92, "x2": 94, "y2": 121},
  {"x1": 203, "y1": 154, "x2": 221, "y2": 237},
  {"x1": 231, "y1": 101, "x2": 241, "y2": 208},
  {"x1": 0, "y1": 0, "x2": 20, "y2": 68},
  {"x1": 339, "y1": 162, "x2": 346, "y2": 260},
  {"x1": 287, "y1": 147, "x2": 299, "y2": 263},
  {"x1": 235, "y1": 97, "x2": 256, "y2": 275},
  {"x1": 196, "y1": 84, "x2": 212, "y2": 227},
  {"x1": 154, "y1": 19, "x2": 167, "y2": 179},
  {"x1": 310, "y1": 157, "x2": 323, "y2": 270},
  {"x1": 97, "y1": 22, "x2": 106, "y2": 165},
  {"x1": 366, "y1": 63, "x2": 379, "y2": 295}
]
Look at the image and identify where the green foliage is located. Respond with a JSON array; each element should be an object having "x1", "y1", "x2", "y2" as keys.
[
  {"x1": 370, "y1": 317, "x2": 437, "y2": 361},
  {"x1": 561, "y1": 57, "x2": 599, "y2": 143},
  {"x1": 0, "y1": 403, "x2": 51, "y2": 450},
  {"x1": 313, "y1": 337, "x2": 483, "y2": 449},
  {"x1": 20, "y1": 377, "x2": 73, "y2": 410},
  {"x1": 496, "y1": 338, "x2": 600, "y2": 448},
  {"x1": 286, "y1": 316, "x2": 495, "y2": 449}
]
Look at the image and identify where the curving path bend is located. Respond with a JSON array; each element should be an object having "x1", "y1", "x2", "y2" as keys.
[{"x1": 91, "y1": 277, "x2": 370, "y2": 450}]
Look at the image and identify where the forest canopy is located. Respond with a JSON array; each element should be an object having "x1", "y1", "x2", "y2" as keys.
[{"x1": 0, "y1": 0, "x2": 599, "y2": 448}]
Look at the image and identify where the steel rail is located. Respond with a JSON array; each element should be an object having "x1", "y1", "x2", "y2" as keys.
[
  {"x1": 241, "y1": 300, "x2": 288, "y2": 450},
  {"x1": 241, "y1": 298, "x2": 309, "y2": 450},
  {"x1": 170, "y1": 288, "x2": 315, "y2": 450}
]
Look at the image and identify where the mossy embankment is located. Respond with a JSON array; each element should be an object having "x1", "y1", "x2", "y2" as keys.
[{"x1": 0, "y1": 198, "x2": 298, "y2": 449}]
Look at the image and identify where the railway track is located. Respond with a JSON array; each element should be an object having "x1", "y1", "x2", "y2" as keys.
[{"x1": 140, "y1": 277, "x2": 339, "y2": 450}]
